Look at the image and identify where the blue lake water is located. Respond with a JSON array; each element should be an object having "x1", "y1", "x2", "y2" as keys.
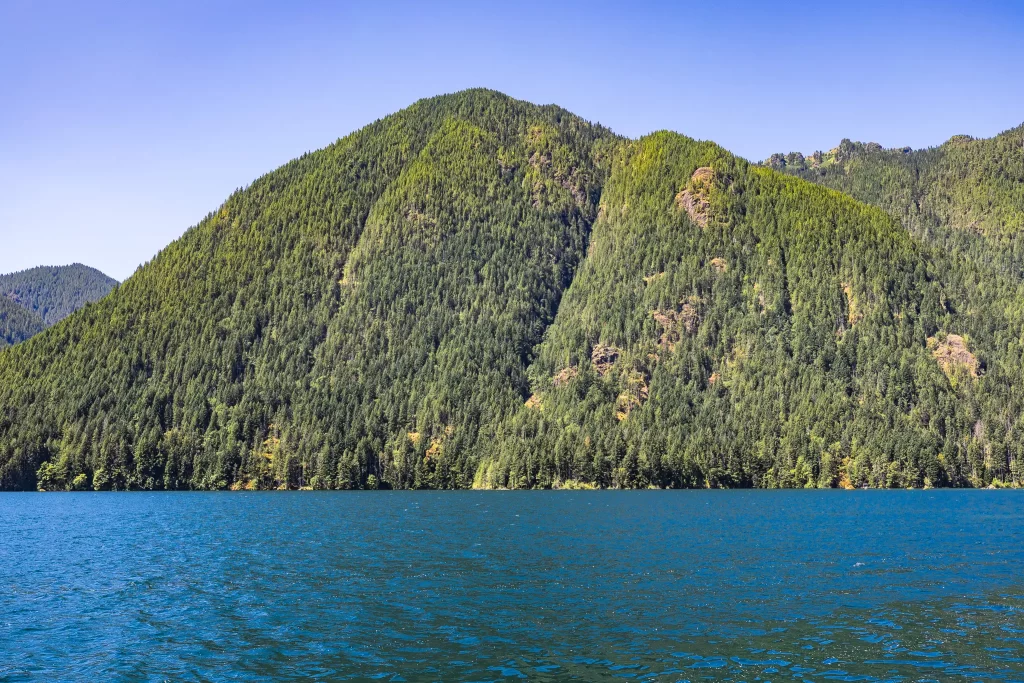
[{"x1": 1, "y1": 491, "x2": 1023, "y2": 681}]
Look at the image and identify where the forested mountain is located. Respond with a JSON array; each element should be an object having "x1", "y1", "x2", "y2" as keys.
[
  {"x1": 766, "y1": 125, "x2": 1024, "y2": 279},
  {"x1": 482, "y1": 132, "x2": 1017, "y2": 490},
  {"x1": 0, "y1": 297, "x2": 44, "y2": 351},
  {"x1": 0, "y1": 264, "x2": 118, "y2": 326},
  {"x1": 765, "y1": 126, "x2": 1024, "y2": 489},
  {"x1": 0, "y1": 90, "x2": 1021, "y2": 491}
]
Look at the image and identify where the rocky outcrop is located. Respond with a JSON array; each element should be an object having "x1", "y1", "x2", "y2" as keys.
[
  {"x1": 553, "y1": 366, "x2": 579, "y2": 387},
  {"x1": 675, "y1": 167, "x2": 717, "y2": 228},
  {"x1": 651, "y1": 296, "x2": 702, "y2": 350},
  {"x1": 591, "y1": 344, "x2": 620, "y2": 376},
  {"x1": 928, "y1": 334, "x2": 980, "y2": 380}
]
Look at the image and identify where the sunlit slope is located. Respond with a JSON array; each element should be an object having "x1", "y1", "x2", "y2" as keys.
[
  {"x1": 0, "y1": 90, "x2": 615, "y2": 490},
  {"x1": 772, "y1": 124, "x2": 1024, "y2": 277},
  {"x1": 1, "y1": 94, "x2": 1021, "y2": 491},
  {"x1": 767, "y1": 125, "x2": 1024, "y2": 488},
  {"x1": 481, "y1": 132, "x2": 1016, "y2": 489}
]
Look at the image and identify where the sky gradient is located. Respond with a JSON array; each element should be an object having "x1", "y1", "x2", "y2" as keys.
[{"x1": 3, "y1": 0, "x2": 1023, "y2": 280}]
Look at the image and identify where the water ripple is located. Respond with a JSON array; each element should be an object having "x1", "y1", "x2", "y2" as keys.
[{"x1": 0, "y1": 490, "x2": 1022, "y2": 681}]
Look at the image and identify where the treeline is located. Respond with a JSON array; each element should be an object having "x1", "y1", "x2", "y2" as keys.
[{"x1": 0, "y1": 90, "x2": 1021, "y2": 490}]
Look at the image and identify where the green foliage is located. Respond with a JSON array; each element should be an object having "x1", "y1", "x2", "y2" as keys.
[
  {"x1": 0, "y1": 264, "x2": 117, "y2": 326},
  {"x1": 0, "y1": 89, "x2": 614, "y2": 491},
  {"x1": 769, "y1": 124, "x2": 1024, "y2": 490},
  {"x1": 769, "y1": 126, "x2": 1024, "y2": 277},
  {"x1": 0, "y1": 297, "x2": 44, "y2": 350},
  {"x1": 0, "y1": 91, "x2": 1021, "y2": 490},
  {"x1": 481, "y1": 133, "x2": 978, "y2": 490}
]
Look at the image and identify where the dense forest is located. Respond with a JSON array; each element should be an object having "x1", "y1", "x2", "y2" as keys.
[
  {"x1": 0, "y1": 297, "x2": 44, "y2": 350},
  {"x1": 0, "y1": 264, "x2": 117, "y2": 327},
  {"x1": 0, "y1": 90, "x2": 1021, "y2": 491},
  {"x1": 766, "y1": 127, "x2": 1024, "y2": 489}
]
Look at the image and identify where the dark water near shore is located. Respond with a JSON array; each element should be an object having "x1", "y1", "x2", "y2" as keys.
[{"x1": 1, "y1": 491, "x2": 1023, "y2": 682}]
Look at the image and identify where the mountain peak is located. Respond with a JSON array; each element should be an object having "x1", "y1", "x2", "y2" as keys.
[{"x1": 1, "y1": 95, "x2": 1023, "y2": 491}]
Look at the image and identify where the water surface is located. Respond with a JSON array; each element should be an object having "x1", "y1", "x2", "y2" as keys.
[{"x1": 1, "y1": 491, "x2": 1022, "y2": 681}]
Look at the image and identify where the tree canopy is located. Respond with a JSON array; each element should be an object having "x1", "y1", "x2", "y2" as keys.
[
  {"x1": 0, "y1": 264, "x2": 117, "y2": 327},
  {"x1": 1, "y1": 90, "x2": 1021, "y2": 491}
]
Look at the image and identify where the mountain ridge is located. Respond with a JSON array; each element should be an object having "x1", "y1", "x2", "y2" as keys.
[
  {"x1": 0, "y1": 297, "x2": 44, "y2": 350},
  {"x1": 1, "y1": 89, "x2": 1021, "y2": 491},
  {"x1": 0, "y1": 263, "x2": 118, "y2": 327}
]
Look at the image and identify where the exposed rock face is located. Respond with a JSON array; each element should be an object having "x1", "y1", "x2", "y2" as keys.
[
  {"x1": 591, "y1": 344, "x2": 620, "y2": 376},
  {"x1": 675, "y1": 167, "x2": 717, "y2": 228},
  {"x1": 553, "y1": 366, "x2": 579, "y2": 387},
  {"x1": 929, "y1": 334, "x2": 980, "y2": 379},
  {"x1": 652, "y1": 296, "x2": 702, "y2": 350}
]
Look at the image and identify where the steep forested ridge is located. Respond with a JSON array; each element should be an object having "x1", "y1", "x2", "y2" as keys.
[
  {"x1": 766, "y1": 126, "x2": 1024, "y2": 490},
  {"x1": 0, "y1": 264, "x2": 117, "y2": 326},
  {"x1": 1, "y1": 90, "x2": 1021, "y2": 491},
  {"x1": 481, "y1": 133, "x2": 990, "y2": 489},
  {"x1": 0, "y1": 91, "x2": 615, "y2": 490},
  {"x1": 767, "y1": 125, "x2": 1024, "y2": 279}
]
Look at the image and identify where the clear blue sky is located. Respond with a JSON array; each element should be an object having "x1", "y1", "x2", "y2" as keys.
[{"x1": 2, "y1": 0, "x2": 1022, "y2": 281}]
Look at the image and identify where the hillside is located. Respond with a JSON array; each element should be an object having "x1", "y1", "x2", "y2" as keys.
[
  {"x1": 0, "y1": 90, "x2": 1021, "y2": 491},
  {"x1": 0, "y1": 90, "x2": 616, "y2": 491},
  {"x1": 767, "y1": 125, "x2": 1024, "y2": 490},
  {"x1": 481, "y1": 132, "x2": 995, "y2": 489},
  {"x1": 0, "y1": 264, "x2": 118, "y2": 326},
  {"x1": 767, "y1": 125, "x2": 1024, "y2": 279},
  {"x1": 0, "y1": 297, "x2": 44, "y2": 350}
]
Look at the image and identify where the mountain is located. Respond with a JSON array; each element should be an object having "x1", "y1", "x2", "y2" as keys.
[
  {"x1": 0, "y1": 297, "x2": 44, "y2": 350},
  {"x1": 482, "y1": 133, "x2": 986, "y2": 490},
  {"x1": 0, "y1": 264, "x2": 118, "y2": 326},
  {"x1": 766, "y1": 125, "x2": 1024, "y2": 489},
  {"x1": 0, "y1": 90, "x2": 1020, "y2": 491},
  {"x1": 766, "y1": 125, "x2": 1024, "y2": 277}
]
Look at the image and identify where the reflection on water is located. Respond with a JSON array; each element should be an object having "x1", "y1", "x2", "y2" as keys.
[{"x1": 1, "y1": 490, "x2": 1022, "y2": 681}]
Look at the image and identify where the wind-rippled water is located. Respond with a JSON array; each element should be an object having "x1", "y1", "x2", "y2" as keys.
[{"x1": 1, "y1": 491, "x2": 1022, "y2": 681}]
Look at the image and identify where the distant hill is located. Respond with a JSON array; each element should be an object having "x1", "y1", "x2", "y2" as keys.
[
  {"x1": 0, "y1": 90, "x2": 1021, "y2": 491},
  {"x1": 0, "y1": 297, "x2": 44, "y2": 350},
  {"x1": 766, "y1": 124, "x2": 1024, "y2": 279},
  {"x1": 0, "y1": 264, "x2": 118, "y2": 326}
]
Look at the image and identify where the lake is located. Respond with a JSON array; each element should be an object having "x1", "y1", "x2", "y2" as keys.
[{"x1": 1, "y1": 491, "x2": 1022, "y2": 681}]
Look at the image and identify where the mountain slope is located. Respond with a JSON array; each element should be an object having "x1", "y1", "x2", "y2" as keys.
[
  {"x1": 768, "y1": 124, "x2": 1024, "y2": 278},
  {"x1": 767, "y1": 125, "x2": 1024, "y2": 489},
  {"x1": 0, "y1": 297, "x2": 44, "y2": 350},
  {"x1": 0, "y1": 264, "x2": 118, "y2": 326},
  {"x1": 481, "y1": 132, "x2": 981, "y2": 489},
  {"x1": 0, "y1": 90, "x2": 616, "y2": 490},
  {"x1": 0, "y1": 91, "x2": 1020, "y2": 491}
]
